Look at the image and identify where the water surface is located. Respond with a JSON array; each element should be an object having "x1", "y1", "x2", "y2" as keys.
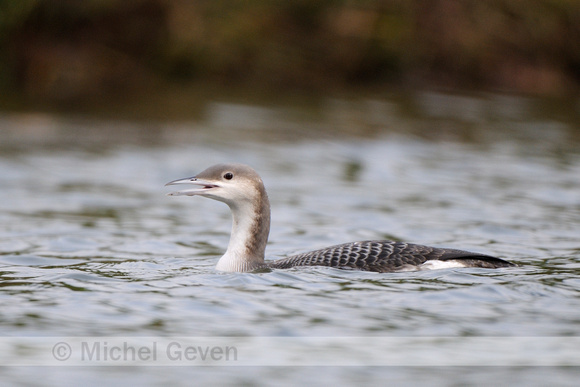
[{"x1": 1, "y1": 92, "x2": 579, "y2": 385}]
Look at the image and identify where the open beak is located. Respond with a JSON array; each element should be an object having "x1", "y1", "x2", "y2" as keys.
[{"x1": 165, "y1": 177, "x2": 219, "y2": 196}]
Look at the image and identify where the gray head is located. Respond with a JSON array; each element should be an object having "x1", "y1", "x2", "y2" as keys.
[
  {"x1": 166, "y1": 163, "x2": 271, "y2": 270},
  {"x1": 165, "y1": 163, "x2": 267, "y2": 207}
]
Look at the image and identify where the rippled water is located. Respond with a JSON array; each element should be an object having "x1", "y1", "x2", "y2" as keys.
[{"x1": 1, "y1": 92, "x2": 580, "y2": 385}]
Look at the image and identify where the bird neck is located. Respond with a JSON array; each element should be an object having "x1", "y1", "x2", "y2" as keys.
[{"x1": 216, "y1": 186, "x2": 270, "y2": 272}]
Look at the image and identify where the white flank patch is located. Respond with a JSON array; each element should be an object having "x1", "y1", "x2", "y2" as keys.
[{"x1": 419, "y1": 260, "x2": 468, "y2": 270}]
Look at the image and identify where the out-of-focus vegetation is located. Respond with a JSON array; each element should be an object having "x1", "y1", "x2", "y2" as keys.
[{"x1": 1, "y1": 0, "x2": 579, "y2": 107}]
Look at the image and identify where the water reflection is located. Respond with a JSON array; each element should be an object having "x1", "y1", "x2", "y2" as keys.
[{"x1": 2, "y1": 91, "x2": 579, "y2": 149}]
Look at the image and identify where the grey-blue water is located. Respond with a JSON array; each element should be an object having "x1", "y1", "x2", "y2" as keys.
[{"x1": 1, "y1": 92, "x2": 579, "y2": 385}]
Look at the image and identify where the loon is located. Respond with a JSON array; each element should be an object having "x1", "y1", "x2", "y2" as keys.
[{"x1": 166, "y1": 163, "x2": 515, "y2": 273}]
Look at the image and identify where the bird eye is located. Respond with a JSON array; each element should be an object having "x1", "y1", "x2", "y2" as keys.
[{"x1": 223, "y1": 172, "x2": 233, "y2": 180}]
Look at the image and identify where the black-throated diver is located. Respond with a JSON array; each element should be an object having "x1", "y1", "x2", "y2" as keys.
[{"x1": 166, "y1": 163, "x2": 515, "y2": 273}]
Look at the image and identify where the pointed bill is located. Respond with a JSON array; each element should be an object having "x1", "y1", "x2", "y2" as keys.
[{"x1": 165, "y1": 177, "x2": 219, "y2": 196}]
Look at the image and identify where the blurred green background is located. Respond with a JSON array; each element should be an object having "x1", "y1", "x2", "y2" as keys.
[{"x1": 1, "y1": 0, "x2": 579, "y2": 113}]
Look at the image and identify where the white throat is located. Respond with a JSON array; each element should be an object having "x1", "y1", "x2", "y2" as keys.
[{"x1": 215, "y1": 189, "x2": 270, "y2": 272}]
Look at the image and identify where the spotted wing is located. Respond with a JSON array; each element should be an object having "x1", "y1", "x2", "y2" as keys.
[{"x1": 267, "y1": 240, "x2": 514, "y2": 272}]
